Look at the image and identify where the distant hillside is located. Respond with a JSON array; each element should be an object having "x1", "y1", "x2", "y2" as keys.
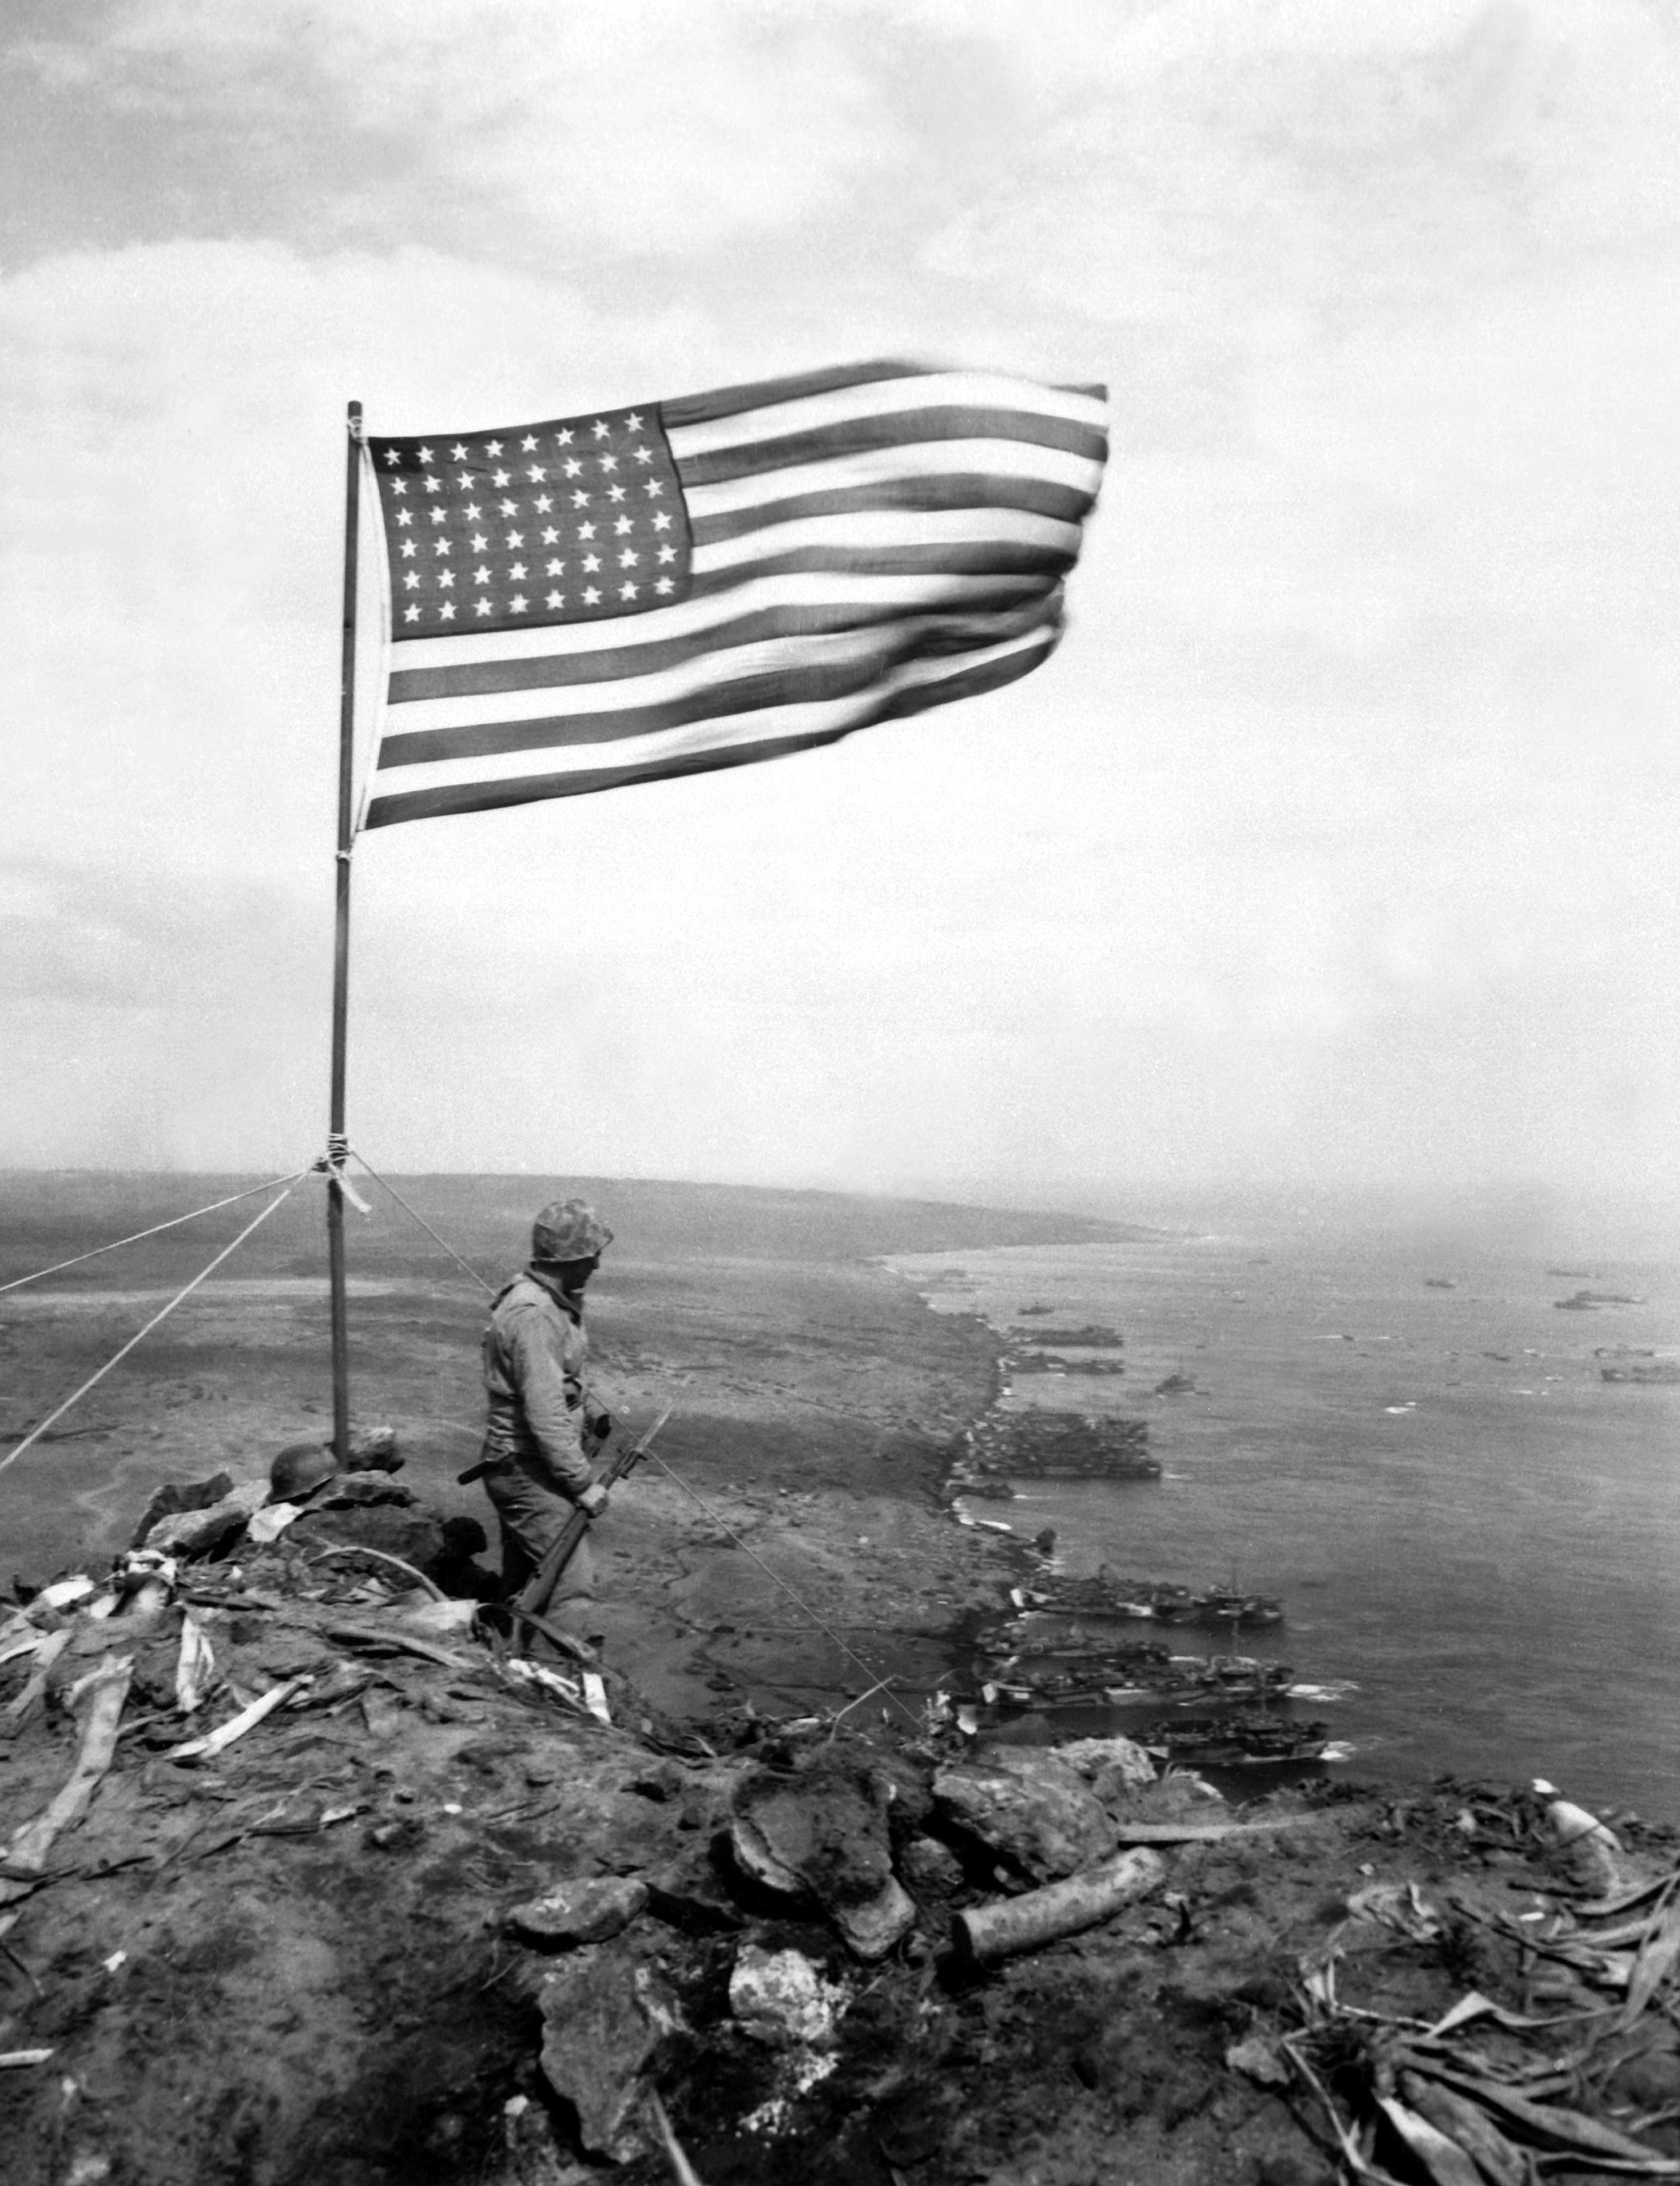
[
  {"x1": 0, "y1": 1171, "x2": 1152, "y2": 1286},
  {"x1": 371, "y1": 1174, "x2": 1152, "y2": 1265}
]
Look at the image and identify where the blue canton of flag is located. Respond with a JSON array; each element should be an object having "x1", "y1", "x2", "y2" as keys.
[{"x1": 369, "y1": 407, "x2": 691, "y2": 638}]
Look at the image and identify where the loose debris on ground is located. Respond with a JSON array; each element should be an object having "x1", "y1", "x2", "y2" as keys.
[{"x1": 5, "y1": 1467, "x2": 1680, "y2": 2185}]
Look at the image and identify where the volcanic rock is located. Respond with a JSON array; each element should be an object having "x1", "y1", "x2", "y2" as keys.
[
  {"x1": 932, "y1": 1749, "x2": 1117, "y2": 1884},
  {"x1": 509, "y1": 1875, "x2": 648, "y2": 1948},
  {"x1": 538, "y1": 1943, "x2": 680, "y2": 2161},
  {"x1": 730, "y1": 1761, "x2": 917, "y2": 1959}
]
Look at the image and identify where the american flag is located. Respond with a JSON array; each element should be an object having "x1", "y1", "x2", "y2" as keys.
[{"x1": 359, "y1": 361, "x2": 1107, "y2": 830}]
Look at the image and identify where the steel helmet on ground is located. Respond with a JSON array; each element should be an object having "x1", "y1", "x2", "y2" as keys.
[
  {"x1": 531, "y1": 1198, "x2": 614, "y2": 1263},
  {"x1": 269, "y1": 1441, "x2": 341, "y2": 1503}
]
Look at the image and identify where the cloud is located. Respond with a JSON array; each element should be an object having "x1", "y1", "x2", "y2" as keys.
[
  {"x1": 923, "y1": 0, "x2": 1680, "y2": 321},
  {"x1": 7, "y1": 0, "x2": 908, "y2": 259},
  {"x1": 2, "y1": 4, "x2": 1676, "y2": 1196}
]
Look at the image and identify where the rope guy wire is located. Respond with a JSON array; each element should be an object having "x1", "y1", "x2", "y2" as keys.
[
  {"x1": 348, "y1": 1149, "x2": 497, "y2": 1294},
  {"x1": 74, "y1": 1157, "x2": 926, "y2": 1731},
  {"x1": 0, "y1": 1174, "x2": 307, "y2": 1479},
  {"x1": 0, "y1": 1170, "x2": 311, "y2": 1296}
]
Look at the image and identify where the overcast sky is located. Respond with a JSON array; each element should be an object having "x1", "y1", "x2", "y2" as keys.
[{"x1": 2, "y1": 0, "x2": 1676, "y2": 1211}]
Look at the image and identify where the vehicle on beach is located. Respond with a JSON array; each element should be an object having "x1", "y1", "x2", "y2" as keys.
[
  {"x1": 972, "y1": 1654, "x2": 1295, "y2": 1713},
  {"x1": 1012, "y1": 1351, "x2": 1128, "y2": 1376},
  {"x1": 969, "y1": 1622, "x2": 1174, "y2": 1669},
  {"x1": 1600, "y1": 1358, "x2": 1680, "y2": 1384},
  {"x1": 1143, "y1": 1711, "x2": 1334, "y2": 1765},
  {"x1": 1423, "y1": 1276, "x2": 1457, "y2": 1289},
  {"x1": 943, "y1": 1473, "x2": 1016, "y2": 1502},
  {"x1": 1012, "y1": 1575, "x2": 1286, "y2": 1629},
  {"x1": 1007, "y1": 1323, "x2": 1125, "y2": 1347}
]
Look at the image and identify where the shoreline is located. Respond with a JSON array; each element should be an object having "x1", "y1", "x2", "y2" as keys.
[
  {"x1": 6, "y1": 1184, "x2": 1679, "y2": 2182},
  {"x1": 888, "y1": 1231, "x2": 1680, "y2": 1825}
]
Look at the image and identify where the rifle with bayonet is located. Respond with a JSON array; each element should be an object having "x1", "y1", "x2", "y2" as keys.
[{"x1": 515, "y1": 1404, "x2": 673, "y2": 1621}]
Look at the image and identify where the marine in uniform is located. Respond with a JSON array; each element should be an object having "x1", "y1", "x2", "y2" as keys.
[{"x1": 476, "y1": 1197, "x2": 615, "y2": 1633}]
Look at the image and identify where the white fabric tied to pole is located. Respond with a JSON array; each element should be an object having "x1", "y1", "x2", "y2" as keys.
[
  {"x1": 0, "y1": 1173, "x2": 306, "y2": 1479},
  {"x1": 314, "y1": 1149, "x2": 373, "y2": 1216}
]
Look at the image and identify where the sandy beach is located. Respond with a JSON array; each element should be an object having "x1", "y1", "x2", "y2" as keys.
[{"x1": 6, "y1": 1176, "x2": 1680, "y2": 2185}]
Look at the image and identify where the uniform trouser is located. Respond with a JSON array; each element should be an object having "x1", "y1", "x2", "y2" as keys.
[{"x1": 482, "y1": 1449, "x2": 599, "y2": 1633}]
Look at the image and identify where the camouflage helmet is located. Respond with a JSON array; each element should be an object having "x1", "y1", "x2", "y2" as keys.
[
  {"x1": 269, "y1": 1440, "x2": 341, "y2": 1503},
  {"x1": 532, "y1": 1197, "x2": 614, "y2": 1264}
]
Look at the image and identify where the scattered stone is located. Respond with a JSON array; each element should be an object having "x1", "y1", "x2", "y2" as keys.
[
  {"x1": 315, "y1": 1475, "x2": 417, "y2": 1510},
  {"x1": 900, "y1": 1835, "x2": 966, "y2": 1897},
  {"x1": 630, "y1": 1760, "x2": 686, "y2": 1803},
  {"x1": 360, "y1": 1689, "x2": 405, "y2": 1742},
  {"x1": 730, "y1": 1763, "x2": 916, "y2": 1959},
  {"x1": 130, "y1": 1473, "x2": 235, "y2": 1550},
  {"x1": 1228, "y1": 2035, "x2": 1291, "y2": 2089},
  {"x1": 141, "y1": 1482, "x2": 268, "y2": 1560},
  {"x1": 728, "y1": 1944, "x2": 843, "y2": 2049},
  {"x1": 364, "y1": 1816, "x2": 425, "y2": 1852},
  {"x1": 509, "y1": 1876, "x2": 648, "y2": 1948},
  {"x1": 644, "y1": 1839, "x2": 748, "y2": 1933},
  {"x1": 346, "y1": 1424, "x2": 401, "y2": 1471},
  {"x1": 1053, "y1": 1734, "x2": 1158, "y2": 1804},
  {"x1": 932, "y1": 1750, "x2": 1117, "y2": 1884},
  {"x1": 539, "y1": 1944, "x2": 680, "y2": 2162}
]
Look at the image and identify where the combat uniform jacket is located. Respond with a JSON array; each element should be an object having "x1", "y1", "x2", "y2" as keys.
[{"x1": 481, "y1": 1269, "x2": 604, "y2": 1495}]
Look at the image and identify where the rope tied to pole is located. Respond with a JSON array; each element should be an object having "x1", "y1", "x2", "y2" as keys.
[
  {"x1": 0, "y1": 1173, "x2": 308, "y2": 1479},
  {"x1": 312, "y1": 1142, "x2": 372, "y2": 1217},
  {"x1": 347, "y1": 1150, "x2": 495, "y2": 1295}
]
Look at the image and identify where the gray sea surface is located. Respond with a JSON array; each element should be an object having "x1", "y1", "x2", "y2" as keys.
[{"x1": 892, "y1": 1203, "x2": 1680, "y2": 1821}]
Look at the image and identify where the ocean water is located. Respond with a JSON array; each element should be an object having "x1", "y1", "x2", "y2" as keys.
[{"x1": 892, "y1": 1208, "x2": 1680, "y2": 1821}]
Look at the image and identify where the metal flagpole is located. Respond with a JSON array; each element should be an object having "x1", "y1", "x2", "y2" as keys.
[{"x1": 327, "y1": 398, "x2": 363, "y2": 1464}]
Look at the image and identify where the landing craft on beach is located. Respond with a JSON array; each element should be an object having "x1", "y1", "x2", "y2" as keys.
[{"x1": 1143, "y1": 1712, "x2": 1337, "y2": 1767}]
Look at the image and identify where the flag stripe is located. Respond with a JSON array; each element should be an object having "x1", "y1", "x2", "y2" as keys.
[
  {"x1": 687, "y1": 471, "x2": 1092, "y2": 547},
  {"x1": 381, "y1": 600, "x2": 1056, "y2": 763},
  {"x1": 660, "y1": 359, "x2": 938, "y2": 429},
  {"x1": 690, "y1": 506, "x2": 1082, "y2": 576},
  {"x1": 388, "y1": 569, "x2": 1049, "y2": 699},
  {"x1": 665, "y1": 370, "x2": 1107, "y2": 457},
  {"x1": 391, "y1": 589, "x2": 1049, "y2": 706},
  {"x1": 362, "y1": 626, "x2": 1058, "y2": 828},
  {"x1": 679, "y1": 437, "x2": 1102, "y2": 521},
  {"x1": 659, "y1": 359, "x2": 1103, "y2": 431},
  {"x1": 686, "y1": 542, "x2": 1070, "y2": 599},
  {"x1": 675, "y1": 405, "x2": 1106, "y2": 489}
]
